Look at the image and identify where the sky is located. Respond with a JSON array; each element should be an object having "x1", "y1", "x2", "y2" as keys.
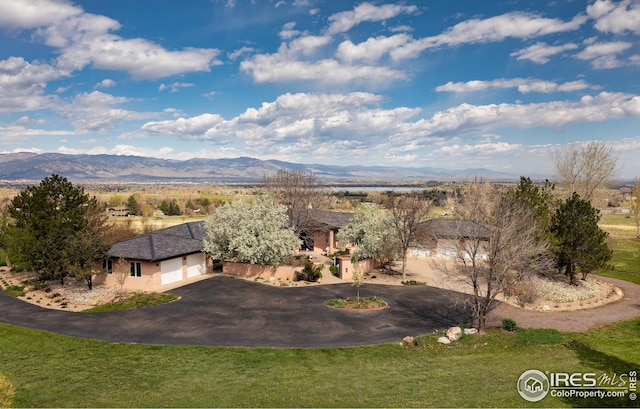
[{"x1": 1, "y1": 0, "x2": 640, "y2": 179}]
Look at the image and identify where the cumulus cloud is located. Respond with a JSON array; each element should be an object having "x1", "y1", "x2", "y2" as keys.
[
  {"x1": 128, "y1": 91, "x2": 640, "y2": 165},
  {"x1": 0, "y1": 56, "x2": 68, "y2": 113},
  {"x1": 435, "y1": 78, "x2": 595, "y2": 93},
  {"x1": 0, "y1": 0, "x2": 222, "y2": 79},
  {"x1": 59, "y1": 91, "x2": 158, "y2": 133},
  {"x1": 510, "y1": 42, "x2": 579, "y2": 64},
  {"x1": 575, "y1": 41, "x2": 634, "y2": 68},
  {"x1": 95, "y1": 78, "x2": 116, "y2": 88},
  {"x1": 391, "y1": 12, "x2": 587, "y2": 60},
  {"x1": 325, "y1": 2, "x2": 418, "y2": 35},
  {"x1": 240, "y1": 34, "x2": 406, "y2": 84},
  {"x1": 587, "y1": 0, "x2": 640, "y2": 34},
  {"x1": 158, "y1": 82, "x2": 195, "y2": 93}
]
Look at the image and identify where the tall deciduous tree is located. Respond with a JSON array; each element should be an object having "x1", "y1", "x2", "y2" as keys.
[
  {"x1": 385, "y1": 194, "x2": 433, "y2": 280},
  {"x1": 263, "y1": 169, "x2": 327, "y2": 247},
  {"x1": 433, "y1": 181, "x2": 551, "y2": 332},
  {"x1": 554, "y1": 141, "x2": 621, "y2": 201},
  {"x1": 337, "y1": 204, "x2": 398, "y2": 266},
  {"x1": 203, "y1": 195, "x2": 300, "y2": 265},
  {"x1": 550, "y1": 193, "x2": 612, "y2": 285},
  {"x1": 6, "y1": 174, "x2": 108, "y2": 285}
]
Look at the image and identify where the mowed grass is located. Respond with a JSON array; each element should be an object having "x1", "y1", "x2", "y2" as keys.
[
  {"x1": 598, "y1": 213, "x2": 640, "y2": 285},
  {"x1": 0, "y1": 320, "x2": 638, "y2": 408}
]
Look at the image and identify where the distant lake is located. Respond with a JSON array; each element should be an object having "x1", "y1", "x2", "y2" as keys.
[{"x1": 329, "y1": 186, "x2": 433, "y2": 192}]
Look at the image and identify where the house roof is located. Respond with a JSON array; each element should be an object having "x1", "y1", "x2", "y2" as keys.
[
  {"x1": 420, "y1": 219, "x2": 490, "y2": 240},
  {"x1": 108, "y1": 221, "x2": 206, "y2": 262},
  {"x1": 307, "y1": 210, "x2": 353, "y2": 230}
]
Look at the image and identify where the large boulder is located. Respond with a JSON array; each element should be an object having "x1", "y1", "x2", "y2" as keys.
[
  {"x1": 446, "y1": 326, "x2": 462, "y2": 341},
  {"x1": 437, "y1": 336, "x2": 451, "y2": 345}
]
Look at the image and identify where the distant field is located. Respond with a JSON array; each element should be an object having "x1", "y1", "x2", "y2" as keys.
[{"x1": 598, "y1": 213, "x2": 640, "y2": 285}]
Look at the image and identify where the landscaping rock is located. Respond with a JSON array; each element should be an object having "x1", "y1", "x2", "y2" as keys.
[
  {"x1": 403, "y1": 336, "x2": 415, "y2": 345},
  {"x1": 446, "y1": 326, "x2": 462, "y2": 341},
  {"x1": 463, "y1": 328, "x2": 478, "y2": 335},
  {"x1": 437, "y1": 336, "x2": 451, "y2": 344}
]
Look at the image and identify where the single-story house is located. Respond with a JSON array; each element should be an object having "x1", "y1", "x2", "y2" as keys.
[
  {"x1": 106, "y1": 206, "x2": 130, "y2": 217},
  {"x1": 410, "y1": 219, "x2": 490, "y2": 259},
  {"x1": 300, "y1": 210, "x2": 353, "y2": 254},
  {"x1": 94, "y1": 221, "x2": 212, "y2": 291}
]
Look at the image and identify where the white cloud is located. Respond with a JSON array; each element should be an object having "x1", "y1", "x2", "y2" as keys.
[
  {"x1": 59, "y1": 90, "x2": 158, "y2": 133},
  {"x1": 229, "y1": 46, "x2": 256, "y2": 60},
  {"x1": 0, "y1": 56, "x2": 68, "y2": 113},
  {"x1": 158, "y1": 82, "x2": 195, "y2": 93},
  {"x1": 95, "y1": 78, "x2": 116, "y2": 88},
  {"x1": 325, "y1": 2, "x2": 418, "y2": 35},
  {"x1": 0, "y1": 0, "x2": 222, "y2": 79},
  {"x1": 279, "y1": 21, "x2": 301, "y2": 40},
  {"x1": 407, "y1": 92, "x2": 640, "y2": 141},
  {"x1": 240, "y1": 34, "x2": 406, "y2": 84},
  {"x1": 435, "y1": 78, "x2": 595, "y2": 93},
  {"x1": 336, "y1": 34, "x2": 412, "y2": 64},
  {"x1": 587, "y1": 0, "x2": 640, "y2": 34},
  {"x1": 575, "y1": 41, "x2": 633, "y2": 68},
  {"x1": 391, "y1": 12, "x2": 587, "y2": 60},
  {"x1": 0, "y1": 0, "x2": 81, "y2": 29},
  {"x1": 57, "y1": 144, "x2": 175, "y2": 158},
  {"x1": 510, "y1": 42, "x2": 579, "y2": 64}
]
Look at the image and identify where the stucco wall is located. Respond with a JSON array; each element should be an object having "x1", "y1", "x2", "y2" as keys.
[
  {"x1": 93, "y1": 254, "x2": 212, "y2": 292},
  {"x1": 337, "y1": 255, "x2": 374, "y2": 281},
  {"x1": 223, "y1": 262, "x2": 297, "y2": 280}
]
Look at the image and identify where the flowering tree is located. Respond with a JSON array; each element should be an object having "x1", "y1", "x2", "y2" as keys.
[
  {"x1": 337, "y1": 204, "x2": 398, "y2": 265},
  {"x1": 203, "y1": 196, "x2": 300, "y2": 265}
]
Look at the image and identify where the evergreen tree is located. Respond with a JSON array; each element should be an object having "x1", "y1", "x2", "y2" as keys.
[
  {"x1": 125, "y1": 195, "x2": 140, "y2": 216},
  {"x1": 6, "y1": 174, "x2": 108, "y2": 284},
  {"x1": 550, "y1": 193, "x2": 612, "y2": 284}
]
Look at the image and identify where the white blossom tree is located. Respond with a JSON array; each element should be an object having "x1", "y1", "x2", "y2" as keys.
[
  {"x1": 203, "y1": 196, "x2": 300, "y2": 265},
  {"x1": 337, "y1": 204, "x2": 398, "y2": 266}
]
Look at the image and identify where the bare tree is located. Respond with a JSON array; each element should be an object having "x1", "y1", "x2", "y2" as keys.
[
  {"x1": 432, "y1": 182, "x2": 551, "y2": 332},
  {"x1": 263, "y1": 169, "x2": 328, "y2": 248},
  {"x1": 385, "y1": 193, "x2": 433, "y2": 281},
  {"x1": 113, "y1": 256, "x2": 129, "y2": 295},
  {"x1": 554, "y1": 141, "x2": 621, "y2": 201}
]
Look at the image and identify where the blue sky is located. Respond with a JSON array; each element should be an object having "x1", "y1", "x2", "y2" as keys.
[{"x1": 1, "y1": 0, "x2": 640, "y2": 178}]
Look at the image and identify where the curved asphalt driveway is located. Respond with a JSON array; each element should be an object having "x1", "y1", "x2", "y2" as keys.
[{"x1": 0, "y1": 276, "x2": 474, "y2": 348}]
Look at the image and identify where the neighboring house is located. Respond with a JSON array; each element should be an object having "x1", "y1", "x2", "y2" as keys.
[
  {"x1": 300, "y1": 210, "x2": 354, "y2": 254},
  {"x1": 94, "y1": 221, "x2": 211, "y2": 291},
  {"x1": 107, "y1": 206, "x2": 130, "y2": 217},
  {"x1": 410, "y1": 219, "x2": 490, "y2": 259}
]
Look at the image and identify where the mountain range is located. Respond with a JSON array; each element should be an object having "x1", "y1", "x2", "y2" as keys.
[{"x1": 0, "y1": 152, "x2": 521, "y2": 184}]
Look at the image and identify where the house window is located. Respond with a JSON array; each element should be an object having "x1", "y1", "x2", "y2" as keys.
[
  {"x1": 130, "y1": 261, "x2": 142, "y2": 277},
  {"x1": 102, "y1": 259, "x2": 113, "y2": 274}
]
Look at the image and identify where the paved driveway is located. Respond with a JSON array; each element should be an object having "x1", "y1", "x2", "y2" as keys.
[{"x1": 0, "y1": 275, "x2": 474, "y2": 348}]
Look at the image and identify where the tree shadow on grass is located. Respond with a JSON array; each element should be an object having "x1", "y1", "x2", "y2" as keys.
[{"x1": 561, "y1": 339, "x2": 638, "y2": 407}]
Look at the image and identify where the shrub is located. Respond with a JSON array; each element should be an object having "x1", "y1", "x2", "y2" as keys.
[
  {"x1": 502, "y1": 318, "x2": 518, "y2": 331},
  {"x1": 401, "y1": 280, "x2": 426, "y2": 286},
  {"x1": 3, "y1": 285, "x2": 25, "y2": 297},
  {"x1": 329, "y1": 265, "x2": 338, "y2": 277},
  {"x1": 516, "y1": 280, "x2": 539, "y2": 307},
  {"x1": 0, "y1": 373, "x2": 15, "y2": 408},
  {"x1": 294, "y1": 261, "x2": 324, "y2": 282}
]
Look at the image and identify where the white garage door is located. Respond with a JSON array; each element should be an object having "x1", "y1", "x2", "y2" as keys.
[
  {"x1": 187, "y1": 253, "x2": 205, "y2": 278},
  {"x1": 161, "y1": 258, "x2": 183, "y2": 285}
]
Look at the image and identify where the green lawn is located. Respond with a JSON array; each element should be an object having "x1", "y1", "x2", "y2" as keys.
[
  {"x1": 0, "y1": 319, "x2": 638, "y2": 408},
  {"x1": 597, "y1": 213, "x2": 640, "y2": 285}
]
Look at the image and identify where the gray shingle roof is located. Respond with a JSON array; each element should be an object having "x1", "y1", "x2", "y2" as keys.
[
  {"x1": 108, "y1": 221, "x2": 205, "y2": 262},
  {"x1": 420, "y1": 219, "x2": 490, "y2": 240},
  {"x1": 308, "y1": 210, "x2": 353, "y2": 229}
]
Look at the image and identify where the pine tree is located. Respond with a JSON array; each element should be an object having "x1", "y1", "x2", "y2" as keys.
[{"x1": 550, "y1": 193, "x2": 612, "y2": 284}]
